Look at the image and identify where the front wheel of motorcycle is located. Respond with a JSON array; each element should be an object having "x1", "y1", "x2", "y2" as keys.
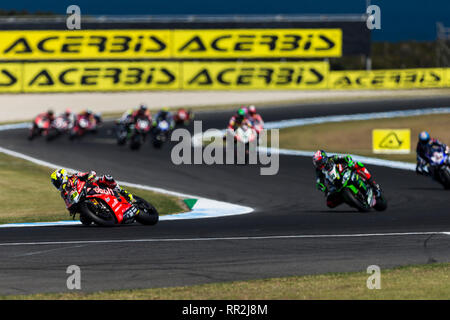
[
  {"x1": 373, "y1": 193, "x2": 388, "y2": 211},
  {"x1": 79, "y1": 214, "x2": 93, "y2": 226},
  {"x1": 130, "y1": 135, "x2": 142, "y2": 150},
  {"x1": 133, "y1": 195, "x2": 159, "y2": 226},
  {"x1": 79, "y1": 200, "x2": 116, "y2": 227},
  {"x1": 438, "y1": 167, "x2": 450, "y2": 189},
  {"x1": 28, "y1": 127, "x2": 38, "y2": 140},
  {"x1": 341, "y1": 188, "x2": 370, "y2": 212}
]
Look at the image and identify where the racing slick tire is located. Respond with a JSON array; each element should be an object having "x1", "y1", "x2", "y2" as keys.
[
  {"x1": 341, "y1": 188, "x2": 370, "y2": 212},
  {"x1": 79, "y1": 200, "x2": 116, "y2": 227},
  {"x1": 438, "y1": 168, "x2": 450, "y2": 189},
  {"x1": 133, "y1": 195, "x2": 159, "y2": 226},
  {"x1": 373, "y1": 193, "x2": 388, "y2": 211}
]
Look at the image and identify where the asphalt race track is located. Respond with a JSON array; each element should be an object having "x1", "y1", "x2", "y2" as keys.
[{"x1": 0, "y1": 97, "x2": 449, "y2": 295}]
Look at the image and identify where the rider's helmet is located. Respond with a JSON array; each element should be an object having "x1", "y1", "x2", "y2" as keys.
[
  {"x1": 418, "y1": 131, "x2": 430, "y2": 144},
  {"x1": 312, "y1": 150, "x2": 328, "y2": 170},
  {"x1": 51, "y1": 169, "x2": 68, "y2": 191},
  {"x1": 236, "y1": 108, "x2": 246, "y2": 122},
  {"x1": 248, "y1": 105, "x2": 256, "y2": 116},
  {"x1": 65, "y1": 108, "x2": 72, "y2": 115},
  {"x1": 159, "y1": 107, "x2": 169, "y2": 119},
  {"x1": 47, "y1": 109, "x2": 54, "y2": 117},
  {"x1": 138, "y1": 104, "x2": 148, "y2": 113}
]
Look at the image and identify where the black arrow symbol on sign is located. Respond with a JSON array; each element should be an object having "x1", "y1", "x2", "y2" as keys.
[
  {"x1": 0, "y1": 70, "x2": 18, "y2": 86},
  {"x1": 378, "y1": 132, "x2": 403, "y2": 149}
]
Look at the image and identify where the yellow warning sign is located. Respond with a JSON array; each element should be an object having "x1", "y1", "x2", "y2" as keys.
[{"x1": 372, "y1": 129, "x2": 411, "y2": 154}]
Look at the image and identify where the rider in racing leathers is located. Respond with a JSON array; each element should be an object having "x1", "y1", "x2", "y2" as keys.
[
  {"x1": 118, "y1": 109, "x2": 134, "y2": 125},
  {"x1": 416, "y1": 131, "x2": 449, "y2": 176},
  {"x1": 312, "y1": 150, "x2": 381, "y2": 208},
  {"x1": 227, "y1": 107, "x2": 253, "y2": 132},
  {"x1": 61, "y1": 108, "x2": 76, "y2": 129},
  {"x1": 247, "y1": 105, "x2": 264, "y2": 127},
  {"x1": 152, "y1": 107, "x2": 175, "y2": 130},
  {"x1": 51, "y1": 169, "x2": 134, "y2": 222},
  {"x1": 130, "y1": 105, "x2": 152, "y2": 125}
]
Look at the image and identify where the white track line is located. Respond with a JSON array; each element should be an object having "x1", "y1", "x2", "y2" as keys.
[{"x1": 0, "y1": 231, "x2": 449, "y2": 247}]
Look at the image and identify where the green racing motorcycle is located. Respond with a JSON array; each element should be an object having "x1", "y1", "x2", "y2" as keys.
[{"x1": 324, "y1": 163, "x2": 387, "y2": 212}]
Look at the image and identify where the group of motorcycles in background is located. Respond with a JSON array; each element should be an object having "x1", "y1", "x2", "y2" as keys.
[
  {"x1": 115, "y1": 106, "x2": 193, "y2": 150},
  {"x1": 28, "y1": 109, "x2": 102, "y2": 141},
  {"x1": 28, "y1": 106, "x2": 193, "y2": 150}
]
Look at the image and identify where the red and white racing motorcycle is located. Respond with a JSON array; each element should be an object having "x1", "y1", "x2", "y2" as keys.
[{"x1": 62, "y1": 177, "x2": 159, "y2": 226}]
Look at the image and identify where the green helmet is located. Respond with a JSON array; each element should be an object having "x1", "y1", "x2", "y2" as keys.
[{"x1": 237, "y1": 108, "x2": 246, "y2": 117}]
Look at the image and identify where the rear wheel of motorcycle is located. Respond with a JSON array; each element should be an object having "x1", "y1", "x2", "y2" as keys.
[
  {"x1": 80, "y1": 200, "x2": 116, "y2": 227},
  {"x1": 373, "y1": 193, "x2": 388, "y2": 211},
  {"x1": 342, "y1": 188, "x2": 370, "y2": 212},
  {"x1": 133, "y1": 196, "x2": 159, "y2": 226}
]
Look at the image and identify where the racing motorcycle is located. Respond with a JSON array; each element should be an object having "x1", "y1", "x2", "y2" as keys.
[
  {"x1": 61, "y1": 177, "x2": 159, "y2": 227},
  {"x1": 152, "y1": 119, "x2": 170, "y2": 148},
  {"x1": 248, "y1": 118, "x2": 264, "y2": 145},
  {"x1": 129, "y1": 118, "x2": 151, "y2": 150},
  {"x1": 174, "y1": 108, "x2": 193, "y2": 126},
  {"x1": 115, "y1": 118, "x2": 151, "y2": 150},
  {"x1": 324, "y1": 163, "x2": 387, "y2": 212},
  {"x1": 28, "y1": 114, "x2": 52, "y2": 140},
  {"x1": 424, "y1": 145, "x2": 450, "y2": 189},
  {"x1": 115, "y1": 121, "x2": 129, "y2": 146},
  {"x1": 69, "y1": 114, "x2": 100, "y2": 140},
  {"x1": 232, "y1": 123, "x2": 257, "y2": 163},
  {"x1": 46, "y1": 115, "x2": 73, "y2": 141}
]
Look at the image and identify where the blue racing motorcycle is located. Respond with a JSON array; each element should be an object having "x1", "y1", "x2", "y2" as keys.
[{"x1": 424, "y1": 145, "x2": 450, "y2": 189}]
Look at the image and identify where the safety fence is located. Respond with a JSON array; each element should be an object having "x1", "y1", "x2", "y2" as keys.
[
  {"x1": 0, "y1": 62, "x2": 448, "y2": 92},
  {"x1": 0, "y1": 28, "x2": 448, "y2": 92}
]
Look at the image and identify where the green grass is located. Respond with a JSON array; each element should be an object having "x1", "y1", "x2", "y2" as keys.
[
  {"x1": 3, "y1": 263, "x2": 449, "y2": 300},
  {"x1": 0, "y1": 152, "x2": 187, "y2": 224},
  {"x1": 276, "y1": 113, "x2": 450, "y2": 163}
]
